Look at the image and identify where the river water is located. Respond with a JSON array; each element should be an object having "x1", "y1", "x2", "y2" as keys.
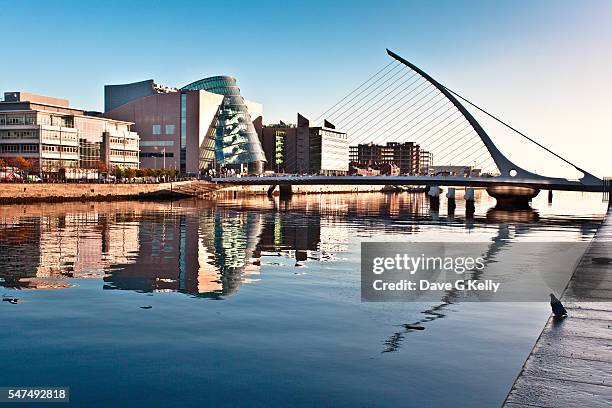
[{"x1": 0, "y1": 191, "x2": 607, "y2": 407}]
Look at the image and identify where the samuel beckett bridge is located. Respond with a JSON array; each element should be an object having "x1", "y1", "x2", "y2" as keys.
[{"x1": 213, "y1": 49, "x2": 608, "y2": 205}]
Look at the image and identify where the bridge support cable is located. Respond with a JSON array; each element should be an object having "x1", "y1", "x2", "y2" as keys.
[
  {"x1": 317, "y1": 61, "x2": 401, "y2": 121},
  {"x1": 314, "y1": 60, "x2": 398, "y2": 123},
  {"x1": 331, "y1": 71, "x2": 420, "y2": 128},
  {"x1": 349, "y1": 100, "x2": 455, "y2": 147},
  {"x1": 418, "y1": 123, "x2": 473, "y2": 159},
  {"x1": 471, "y1": 148, "x2": 500, "y2": 172},
  {"x1": 336, "y1": 76, "x2": 428, "y2": 131},
  {"x1": 346, "y1": 86, "x2": 442, "y2": 138},
  {"x1": 323, "y1": 63, "x2": 407, "y2": 124},
  {"x1": 442, "y1": 86, "x2": 593, "y2": 176},
  {"x1": 391, "y1": 113, "x2": 465, "y2": 152},
  {"x1": 346, "y1": 84, "x2": 440, "y2": 141},
  {"x1": 428, "y1": 126, "x2": 480, "y2": 160},
  {"x1": 345, "y1": 87, "x2": 440, "y2": 139},
  {"x1": 338, "y1": 64, "x2": 500, "y2": 173},
  {"x1": 437, "y1": 134, "x2": 491, "y2": 168},
  {"x1": 328, "y1": 67, "x2": 414, "y2": 125},
  {"x1": 346, "y1": 82, "x2": 451, "y2": 144},
  {"x1": 380, "y1": 102, "x2": 459, "y2": 144}
]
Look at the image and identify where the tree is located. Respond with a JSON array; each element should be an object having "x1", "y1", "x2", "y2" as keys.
[
  {"x1": 0, "y1": 158, "x2": 7, "y2": 168},
  {"x1": 96, "y1": 160, "x2": 108, "y2": 174},
  {"x1": 14, "y1": 156, "x2": 33, "y2": 175},
  {"x1": 135, "y1": 168, "x2": 145, "y2": 177},
  {"x1": 113, "y1": 167, "x2": 124, "y2": 179},
  {"x1": 124, "y1": 167, "x2": 136, "y2": 179}
]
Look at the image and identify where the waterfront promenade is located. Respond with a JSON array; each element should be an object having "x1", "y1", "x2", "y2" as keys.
[
  {"x1": 0, "y1": 181, "x2": 201, "y2": 204},
  {"x1": 0, "y1": 181, "x2": 387, "y2": 204},
  {"x1": 503, "y1": 206, "x2": 612, "y2": 407}
]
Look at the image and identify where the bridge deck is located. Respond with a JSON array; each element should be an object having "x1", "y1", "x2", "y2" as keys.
[
  {"x1": 503, "y1": 206, "x2": 612, "y2": 407},
  {"x1": 211, "y1": 175, "x2": 605, "y2": 192}
]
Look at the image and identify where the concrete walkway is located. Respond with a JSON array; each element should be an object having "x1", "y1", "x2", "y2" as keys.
[{"x1": 503, "y1": 207, "x2": 612, "y2": 407}]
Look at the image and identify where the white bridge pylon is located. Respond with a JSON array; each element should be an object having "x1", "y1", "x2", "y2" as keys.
[{"x1": 384, "y1": 49, "x2": 602, "y2": 188}]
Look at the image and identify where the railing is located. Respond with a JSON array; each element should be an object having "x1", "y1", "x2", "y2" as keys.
[{"x1": 604, "y1": 177, "x2": 612, "y2": 202}]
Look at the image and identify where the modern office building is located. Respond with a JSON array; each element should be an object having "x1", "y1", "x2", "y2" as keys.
[
  {"x1": 261, "y1": 123, "x2": 297, "y2": 173},
  {"x1": 260, "y1": 115, "x2": 348, "y2": 175},
  {"x1": 104, "y1": 77, "x2": 266, "y2": 175},
  {"x1": 350, "y1": 141, "x2": 421, "y2": 175},
  {"x1": 0, "y1": 92, "x2": 139, "y2": 176},
  {"x1": 297, "y1": 115, "x2": 348, "y2": 175}
]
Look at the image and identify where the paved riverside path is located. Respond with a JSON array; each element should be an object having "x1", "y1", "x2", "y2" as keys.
[{"x1": 503, "y1": 206, "x2": 612, "y2": 407}]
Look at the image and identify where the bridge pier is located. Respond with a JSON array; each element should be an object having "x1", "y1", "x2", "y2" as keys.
[
  {"x1": 465, "y1": 187, "x2": 475, "y2": 217},
  {"x1": 447, "y1": 187, "x2": 456, "y2": 214},
  {"x1": 279, "y1": 184, "x2": 293, "y2": 199},
  {"x1": 548, "y1": 189, "x2": 553, "y2": 204},
  {"x1": 486, "y1": 185, "x2": 540, "y2": 209},
  {"x1": 267, "y1": 185, "x2": 277, "y2": 198},
  {"x1": 428, "y1": 186, "x2": 440, "y2": 211}
]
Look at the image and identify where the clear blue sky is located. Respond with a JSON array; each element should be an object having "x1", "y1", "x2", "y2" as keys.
[{"x1": 2, "y1": 0, "x2": 611, "y2": 175}]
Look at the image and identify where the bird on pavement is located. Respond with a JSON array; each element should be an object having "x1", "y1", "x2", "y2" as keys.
[{"x1": 549, "y1": 293, "x2": 567, "y2": 317}]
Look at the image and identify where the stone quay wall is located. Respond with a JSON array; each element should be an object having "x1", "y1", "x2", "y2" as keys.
[{"x1": 0, "y1": 181, "x2": 194, "y2": 204}]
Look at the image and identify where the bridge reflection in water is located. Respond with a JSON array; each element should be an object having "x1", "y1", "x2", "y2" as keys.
[{"x1": 0, "y1": 192, "x2": 603, "y2": 299}]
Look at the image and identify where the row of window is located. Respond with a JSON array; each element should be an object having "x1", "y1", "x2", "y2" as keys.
[
  {"x1": 0, "y1": 144, "x2": 39, "y2": 153},
  {"x1": 139, "y1": 152, "x2": 175, "y2": 158},
  {"x1": 38, "y1": 115, "x2": 74, "y2": 128},
  {"x1": 0, "y1": 130, "x2": 37, "y2": 139},
  {"x1": 41, "y1": 159, "x2": 78, "y2": 169},
  {"x1": 0, "y1": 114, "x2": 37, "y2": 125},
  {"x1": 42, "y1": 145, "x2": 78, "y2": 154},
  {"x1": 110, "y1": 150, "x2": 138, "y2": 157},
  {"x1": 139, "y1": 140, "x2": 174, "y2": 147},
  {"x1": 152, "y1": 124, "x2": 175, "y2": 135},
  {"x1": 109, "y1": 137, "x2": 138, "y2": 146},
  {"x1": 41, "y1": 129, "x2": 78, "y2": 142}
]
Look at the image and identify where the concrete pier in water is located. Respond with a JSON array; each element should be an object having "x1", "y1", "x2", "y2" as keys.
[{"x1": 503, "y1": 206, "x2": 612, "y2": 407}]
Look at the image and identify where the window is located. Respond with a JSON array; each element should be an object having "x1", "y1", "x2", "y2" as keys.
[
  {"x1": 165, "y1": 124, "x2": 175, "y2": 135},
  {"x1": 152, "y1": 124, "x2": 161, "y2": 135},
  {"x1": 21, "y1": 144, "x2": 38, "y2": 152},
  {"x1": 7, "y1": 116, "x2": 25, "y2": 125},
  {"x1": 140, "y1": 140, "x2": 174, "y2": 147},
  {"x1": 139, "y1": 152, "x2": 174, "y2": 158}
]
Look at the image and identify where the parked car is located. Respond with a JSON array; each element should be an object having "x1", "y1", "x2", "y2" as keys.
[{"x1": 26, "y1": 175, "x2": 42, "y2": 182}]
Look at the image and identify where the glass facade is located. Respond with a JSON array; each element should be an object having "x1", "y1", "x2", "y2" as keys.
[{"x1": 181, "y1": 76, "x2": 266, "y2": 173}]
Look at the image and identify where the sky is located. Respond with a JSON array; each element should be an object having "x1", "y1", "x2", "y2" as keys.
[{"x1": 2, "y1": 0, "x2": 611, "y2": 177}]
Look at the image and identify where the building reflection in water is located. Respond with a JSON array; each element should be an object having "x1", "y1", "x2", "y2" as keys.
[
  {"x1": 0, "y1": 193, "x2": 601, "y2": 298},
  {"x1": 0, "y1": 209, "x2": 139, "y2": 289}
]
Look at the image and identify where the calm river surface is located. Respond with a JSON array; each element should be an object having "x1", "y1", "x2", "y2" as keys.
[{"x1": 0, "y1": 191, "x2": 607, "y2": 407}]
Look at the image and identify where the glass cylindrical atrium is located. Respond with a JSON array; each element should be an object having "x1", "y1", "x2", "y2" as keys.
[{"x1": 182, "y1": 76, "x2": 266, "y2": 174}]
